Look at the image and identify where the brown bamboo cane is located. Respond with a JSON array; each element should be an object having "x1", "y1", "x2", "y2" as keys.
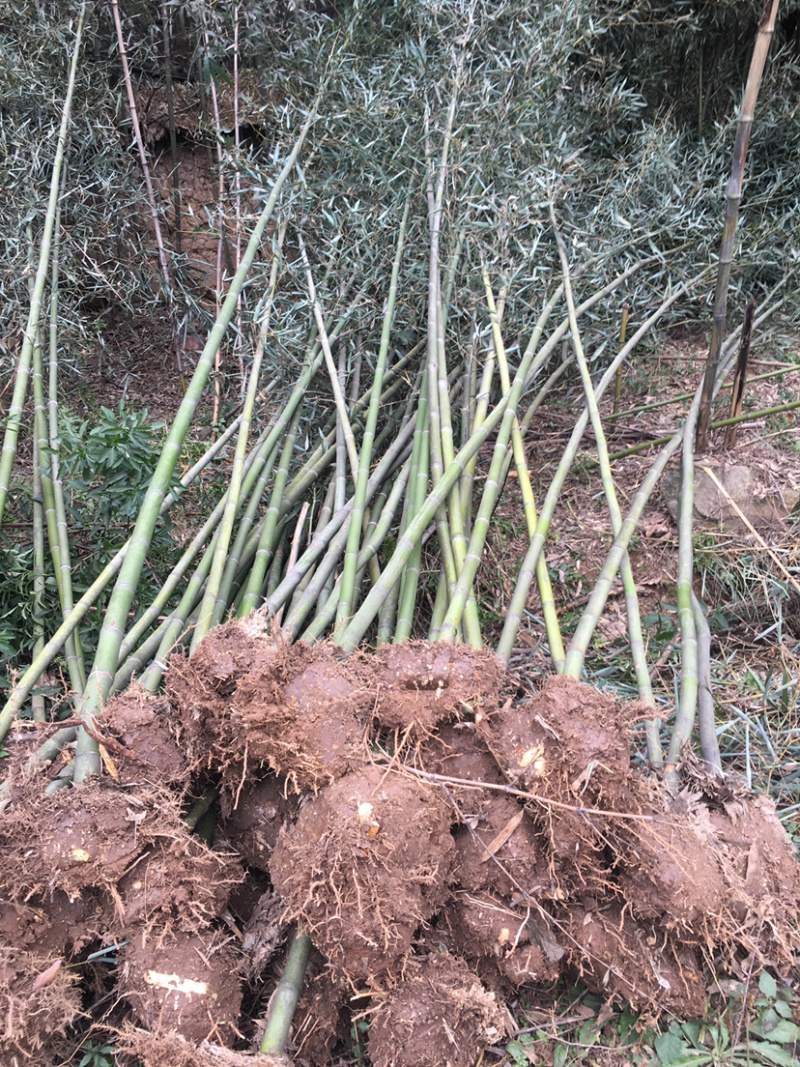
[{"x1": 695, "y1": 0, "x2": 780, "y2": 451}]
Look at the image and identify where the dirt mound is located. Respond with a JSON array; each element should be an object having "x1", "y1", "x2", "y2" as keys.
[
  {"x1": 363, "y1": 641, "x2": 505, "y2": 734},
  {"x1": 3, "y1": 638, "x2": 800, "y2": 1065},
  {"x1": 115, "y1": 838, "x2": 242, "y2": 935},
  {"x1": 565, "y1": 902, "x2": 706, "y2": 1017},
  {"x1": 269, "y1": 765, "x2": 455, "y2": 983},
  {"x1": 104, "y1": 685, "x2": 189, "y2": 792},
  {"x1": 0, "y1": 782, "x2": 162, "y2": 900},
  {"x1": 366, "y1": 952, "x2": 506, "y2": 1067},
  {"x1": 168, "y1": 628, "x2": 368, "y2": 792},
  {"x1": 479, "y1": 673, "x2": 632, "y2": 797},
  {"x1": 0, "y1": 948, "x2": 81, "y2": 1065},
  {"x1": 120, "y1": 929, "x2": 242, "y2": 1045},
  {"x1": 445, "y1": 890, "x2": 561, "y2": 988},
  {"x1": 166, "y1": 617, "x2": 273, "y2": 770},
  {"x1": 231, "y1": 645, "x2": 367, "y2": 792}
]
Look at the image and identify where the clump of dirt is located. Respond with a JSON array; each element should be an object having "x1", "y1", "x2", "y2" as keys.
[
  {"x1": 366, "y1": 952, "x2": 506, "y2": 1067},
  {"x1": 451, "y1": 794, "x2": 549, "y2": 900},
  {"x1": 616, "y1": 806, "x2": 727, "y2": 926},
  {"x1": 169, "y1": 627, "x2": 368, "y2": 792},
  {"x1": 479, "y1": 673, "x2": 632, "y2": 798},
  {"x1": 166, "y1": 617, "x2": 274, "y2": 770},
  {"x1": 364, "y1": 642, "x2": 505, "y2": 734},
  {"x1": 115, "y1": 838, "x2": 243, "y2": 935},
  {"x1": 0, "y1": 782, "x2": 162, "y2": 900},
  {"x1": 269, "y1": 765, "x2": 456, "y2": 983},
  {"x1": 122, "y1": 1030, "x2": 283, "y2": 1067},
  {"x1": 231, "y1": 645, "x2": 367, "y2": 792},
  {"x1": 565, "y1": 902, "x2": 706, "y2": 1018},
  {"x1": 220, "y1": 774, "x2": 299, "y2": 871},
  {"x1": 104, "y1": 684, "x2": 189, "y2": 792},
  {"x1": 0, "y1": 889, "x2": 112, "y2": 960},
  {"x1": 120, "y1": 930, "x2": 242, "y2": 1045},
  {"x1": 445, "y1": 891, "x2": 561, "y2": 989},
  {"x1": 0, "y1": 948, "x2": 81, "y2": 1065}
]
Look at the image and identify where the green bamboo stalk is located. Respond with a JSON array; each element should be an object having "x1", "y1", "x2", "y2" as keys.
[
  {"x1": 666, "y1": 411, "x2": 699, "y2": 787},
  {"x1": 31, "y1": 433, "x2": 47, "y2": 724},
  {"x1": 425, "y1": 94, "x2": 460, "y2": 608},
  {"x1": 426, "y1": 574, "x2": 448, "y2": 641},
  {"x1": 395, "y1": 374, "x2": 431, "y2": 642},
  {"x1": 565, "y1": 433, "x2": 680, "y2": 766},
  {"x1": 0, "y1": 412, "x2": 249, "y2": 735},
  {"x1": 497, "y1": 279, "x2": 696, "y2": 664},
  {"x1": 335, "y1": 389, "x2": 512, "y2": 654},
  {"x1": 283, "y1": 422, "x2": 416, "y2": 638},
  {"x1": 0, "y1": 3, "x2": 86, "y2": 529},
  {"x1": 46, "y1": 199, "x2": 85, "y2": 690},
  {"x1": 301, "y1": 461, "x2": 411, "y2": 643},
  {"x1": 260, "y1": 931, "x2": 313, "y2": 1056},
  {"x1": 72, "y1": 105, "x2": 319, "y2": 783},
  {"x1": 693, "y1": 591, "x2": 722, "y2": 776},
  {"x1": 336, "y1": 199, "x2": 410, "y2": 627},
  {"x1": 299, "y1": 238, "x2": 360, "y2": 480},
  {"x1": 266, "y1": 524, "x2": 289, "y2": 599},
  {"x1": 483, "y1": 264, "x2": 565, "y2": 670},
  {"x1": 550, "y1": 215, "x2": 655, "y2": 730},
  {"x1": 695, "y1": 0, "x2": 781, "y2": 450},
  {"x1": 116, "y1": 430, "x2": 281, "y2": 669},
  {"x1": 437, "y1": 274, "x2": 596, "y2": 645},
  {"x1": 30, "y1": 282, "x2": 83, "y2": 697},
  {"x1": 237, "y1": 406, "x2": 303, "y2": 617},
  {"x1": 191, "y1": 231, "x2": 284, "y2": 649}
]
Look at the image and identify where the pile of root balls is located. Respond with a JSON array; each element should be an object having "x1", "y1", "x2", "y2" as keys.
[{"x1": 3, "y1": 617, "x2": 800, "y2": 1067}]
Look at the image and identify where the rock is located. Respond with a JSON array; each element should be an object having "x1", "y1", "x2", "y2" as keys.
[{"x1": 661, "y1": 462, "x2": 798, "y2": 533}]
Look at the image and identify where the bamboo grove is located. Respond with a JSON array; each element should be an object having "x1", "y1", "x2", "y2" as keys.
[{"x1": 1, "y1": 0, "x2": 799, "y2": 795}]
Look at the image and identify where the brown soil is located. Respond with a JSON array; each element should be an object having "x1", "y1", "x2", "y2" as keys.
[
  {"x1": 4, "y1": 634, "x2": 800, "y2": 1065},
  {"x1": 445, "y1": 890, "x2": 561, "y2": 988},
  {"x1": 479, "y1": 673, "x2": 632, "y2": 798},
  {"x1": 363, "y1": 641, "x2": 506, "y2": 735},
  {"x1": 565, "y1": 902, "x2": 707, "y2": 1017},
  {"x1": 269, "y1": 765, "x2": 456, "y2": 983},
  {"x1": 122, "y1": 1030, "x2": 277, "y2": 1067},
  {"x1": 166, "y1": 617, "x2": 269, "y2": 771},
  {"x1": 0, "y1": 888, "x2": 109, "y2": 959},
  {"x1": 120, "y1": 929, "x2": 242, "y2": 1046},
  {"x1": 168, "y1": 623, "x2": 369, "y2": 792},
  {"x1": 0, "y1": 948, "x2": 81, "y2": 1066},
  {"x1": 230, "y1": 644, "x2": 368, "y2": 793},
  {"x1": 220, "y1": 774, "x2": 299, "y2": 871},
  {"x1": 104, "y1": 684, "x2": 189, "y2": 792},
  {"x1": 366, "y1": 952, "x2": 506, "y2": 1067},
  {"x1": 115, "y1": 838, "x2": 242, "y2": 935}
]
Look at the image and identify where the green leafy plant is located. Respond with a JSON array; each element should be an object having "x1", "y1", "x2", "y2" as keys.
[
  {"x1": 655, "y1": 973, "x2": 800, "y2": 1066},
  {"x1": 59, "y1": 400, "x2": 170, "y2": 534},
  {"x1": 76, "y1": 1040, "x2": 116, "y2": 1067}
]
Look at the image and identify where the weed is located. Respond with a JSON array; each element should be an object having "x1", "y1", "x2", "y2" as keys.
[{"x1": 76, "y1": 1040, "x2": 116, "y2": 1067}]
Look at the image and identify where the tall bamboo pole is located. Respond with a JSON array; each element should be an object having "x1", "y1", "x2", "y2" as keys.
[
  {"x1": 0, "y1": 4, "x2": 86, "y2": 529},
  {"x1": 695, "y1": 0, "x2": 780, "y2": 451},
  {"x1": 71, "y1": 106, "x2": 319, "y2": 782}
]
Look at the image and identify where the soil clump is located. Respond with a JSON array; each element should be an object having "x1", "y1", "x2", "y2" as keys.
[{"x1": 3, "y1": 625, "x2": 800, "y2": 1065}]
